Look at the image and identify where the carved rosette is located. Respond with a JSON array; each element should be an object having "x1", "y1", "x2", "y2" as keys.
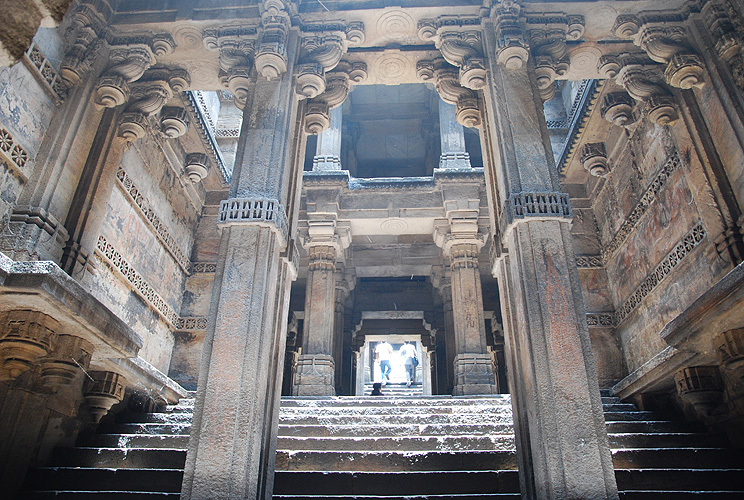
[
  {"x1": 40, "y1": 335, "x2": 93, "y2": 392},
  {"x1": 715, "y1": 328, "x2": 744, "y2": 378},
  {"x1": 0, "y1": 310, "x2": 58, "y2": 380},
  {"x1": 674, "y1": 366, "x2": 723, "y2": 417},
  {"x1": 183, "y1": 153, "x2": 211, "y2": 184},
  {"x1": 612, "y1": 15, "x2": 706, "y2": 90},
  {"x1": 579, "y1": 142, "x2": 610, "y2": 177},
  {"x1": 418, "y1": 58, "x2": 481, "y2": 128},
  {"x1": 84, "y1": 371, "x2": 126, "y2": 422}
]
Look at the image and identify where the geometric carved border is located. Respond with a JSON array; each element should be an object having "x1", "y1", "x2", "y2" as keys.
[
  {"x1": 615, "y1": 222, "x2": 706, "y2": 325},
  {"x1": 586, "y1": 312, "x2": 617, "y2": 327},
  {"x1": 602, "y1": 152, "x2": 682, "y2": 263},
  {"x1": 95, "y1": 234, "x2": 179, "y2": 327},
  {"x1": 115, "y1": 166, "x2": 191, "y2": 273},
  {"x1": 576, "y1": 255, "x2": 603, "y2": 268},
  {"x1": 0, "y1": 126, "x2": 31, "y2": 180},
  {"x1": 23, "y1": 41, "x2": 65, "y2": 101},
  {"x1": 175, "y1": 316, "x2": 208, "y2": 331},
  {"x1": 191, "y1": 262, "x2": 217, "y2": 274}
]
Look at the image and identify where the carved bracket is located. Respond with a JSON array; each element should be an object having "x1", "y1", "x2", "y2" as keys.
[
  {"x1": 304, "y1": 60, "x2": 367, "y2": 134},
  {"x1": 417, "y1": 58, "x2": 481, "y2": 128},
  {"x1": 418, "y1": 16, "x2": 486, "y2": 91}
]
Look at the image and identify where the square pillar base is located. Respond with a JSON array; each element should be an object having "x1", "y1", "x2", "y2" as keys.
[
  {"x1": 293, "y1": 354, "x2": 335, "y2": 396},
  {"x1": 453, "y1": 353, "x2": 497, "y2": 395}
]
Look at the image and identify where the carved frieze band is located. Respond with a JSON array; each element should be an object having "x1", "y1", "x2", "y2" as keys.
[
  {"x1": 615, "y1": 222, "x2": 706, "y2": 324},
  {"x1": 602, "y1": 152, "x2": 682, "y2": 263},
  {"x1": 586, "y1": 313, "x2": 618, "y2": 327},
  {"x1": 576, "y1": 255, "x2": 604, "y2": 268},
  {"x1": 0, "y1": 126, "x2": 31, "y2": 179},
  {"x1": 174, "y1": 316, "x2": 208, "y2": 331},
  {"x1": 95, "y1": 235, "x2": 179, "y2": 327},
  {"x1": 507, "y1": 192, "x2": 572, "y2": 221},
  {"x1": 191, "y1": 262, "x2": 217, "y2": 274},
  {"x1": 218, "y1": 197, "x2": 288, "y2": 244},
  {"x1": 115, "y1": 167, "x2": 191, "y2": 273},
  {"x1": 24, "y1": 41, "x2": 66, "y2": 101}
]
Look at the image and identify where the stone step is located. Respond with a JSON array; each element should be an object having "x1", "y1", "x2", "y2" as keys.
[
  {"x1": 125, "y1": 413, "x2": 193, "y2": 424},
  {"x1": 602, "y1": 396, "x2": 622, "y2": 404},
  {"x1": 609, "y1": 432, "x2": 729, "y2": 449},
  {"x1": 84, "y1": 434, "x2": 189, "y2": 449},
  {"x1": 619, "y1": 492, "x2": 744, "y2": 499},
  {"x1": 612, "y1": 448, "x2": 744, "y2": 469},
  {"x1": 279, "y1": 405, "x2": 513, "y2": 416},
  {"x1": 606, "y1": 421, "x2": 700, "y2": 434},
  {"x1": 51, "y1": 447, "x2": 187, "y2": 469},
  {"x1": 274, "y1": 470, "x2": 520, "y2": 496},
  {"x1": 280, "y1": 396, "x2": 512, "y2": 407},
  {"x1": 276, "y1": 435, "x2": 516, "y2": 452},
  {"x1": 106, "y1": 423, "x2": 192, "y2": 436},
  {"x1": 603, "y1": 411, "x2": 658, "y2": 421},
  {"x1": 603, "y1": 403, "x2": 643, "y2": 412},
  {"x1": 275, "y1": 450, "x2": 518, "y2": 472},
  {"x1": 279, "y1": 413, "x2": 514, "y2": 426},
  {"x1": 273, "y1": 495, "x2": 521, "y2": 499},
  {"x1": 615, "y1": 468, "x2": 744, "y2": 491},
  {"x1": 26, "y1": 493, "x2": 179, "y2": 499},
  {"x1": 24, "y1": 467, "x2": 183, "y2": 493},
  {"x1": 278, "y1": 423, "x2": 514, "y2": 438}
]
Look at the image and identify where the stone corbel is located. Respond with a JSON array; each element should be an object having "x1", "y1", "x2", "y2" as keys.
[
  {"x1": 203, "y1": 25, "x2": 259, "y2": 108},
  {"x1": 579, "y1": 142, "x2": 610, "y2": 177},
  {"x1": 600, "y1": 53, "x2": 680, "y2": 126},
  {"x1": 183, "y1": 152, "x2": 211, "y2": 184},
  {"x1": 612, "y1": 14, "x2": 705, "y2": 90},
  {"x1": 95, "y1": 46, "x2": 157, "y2": 107},
  {"x1": 600, "y1": 90, "x2": 638, "y2": 127},
  {"x1": 417, "y1": 58, "x2": 481, "y2": 128},
  {"x1": 84, "y1": 370, "x2": 126, "y2": 422},
  {"x1": 304, "y1": 61, "x2": 367, "y2": 134},
  {"x1": 490, "y1": 1, "x2": 530, "y2": 70},
  {"x1": 703, "y1": 1, "x2": 744, "y2": 93},
  {"x1": 160, "y1": 106, "x2": 190, "y2": 139},
  {"x1": 0, "y1": 310, "x2": 57, "y2": 381},
  {"x1": 526, "y1": 15, "x2": 584, "y2": 101},
  {"x1": 118, "y1": 71, "x2": 173, "y2": 142},
  {"x1": 58, "y1": 0, "x2": 112, "y2": 86},
  {"x1": 295, "y1": 34, "x2": 346, "y2": 99},
  {"x1": 40, "y1": 334, "x2": 93, "y2": 392},
  {"x1": 255, "y1": 0, "x2": 292, "y2": 80},
  {"x1": 417, "y1": 19, "x2": 487, "y2": 91}
]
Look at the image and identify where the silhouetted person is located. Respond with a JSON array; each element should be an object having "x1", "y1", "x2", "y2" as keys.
[{"x1": 370, "y1": 382, "x2": 384, "y2": 396}]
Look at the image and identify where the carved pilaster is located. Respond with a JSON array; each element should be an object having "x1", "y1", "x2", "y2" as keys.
[
  {"x1": 612, "y1": 14, "x2": 705, "y2": 90},
  {"x1": 0, "y1": 310, "x2": 58, "y2": 381},
  {"x1": 417, "y1": 58, "x2": 480, "y2": 128},
  {"x1": 84, "y1": 370, "x2": 126, "y2": 422}
]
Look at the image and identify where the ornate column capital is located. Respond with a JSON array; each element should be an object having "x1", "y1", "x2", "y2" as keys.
[
  {"x1": 417, "y1": 58, "x2": 480, "y2": 128},
  {"x1": 255, "y1": 0, "x2": 292, "y2": 80},
  {"x1": 433, "y1": 211, "x2": 488, "y2": 264},
  {"x1": 0, "y1": 309, "x2": 58, "y2": 381},
  {"x1": 490, "y1": 0, "x2": 529, "y2": 70},
  {"x1": 299, "y1": 215, "x2": 351, "y2": 264},
  {"x1": 703, "y1": 1, "x2": 744, "y2": 93}
]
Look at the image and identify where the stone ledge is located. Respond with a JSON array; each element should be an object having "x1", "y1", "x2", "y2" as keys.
[
  {"x1": 611, "y1": 346, "x2": 695, "y2": 400},
  {"x1": 0, "y1": 255, "x2": 143, "y2": 364},
  {"x1": 110, "y1": 356, "x2": 188, "y2": 404}
]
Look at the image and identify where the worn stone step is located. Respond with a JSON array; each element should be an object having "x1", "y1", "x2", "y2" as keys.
[
  {"x1": 280, "y1": 405, "x2": 513, "y2": 416},
  {"x1": 280, "y1": 396, "x2": 512, "y2": 408},
  {"x1": 606, "y1": 421, "x2": 700, "y2": 434},
  {"x1": 615, "y1": 468, "x2": 744, "y2": 491},
  {"x1": 273, "y1": 470, "x2": 520, "y2": 496},
  {"x1": 51, "y1": 447, "x2": 187, "y2": 469},
  {"x1": 24, "y1": 467, "x2": 183, "y2": 493},
  {"x1": 276, "y1": 435, "x2": 516, "y2": 452},
  {"x1": 125, "y1": 413, "x2": 193, "y2": 424},
  {"x1": 26, "y1": 493, "x2": 179, "y2": 499},
  {"x1": 278, "y1": 423, "x2": 514, "y2": 438},
  {"x1": 609, "y1": 433, "x2": 728, "y2": 449},
  {"x1": 280, "y1": 413, "x2": 514, "y2": 426},
  {"x1": 275, "y1": 450, "x2": 518, "y2": 472},
  {"x1": 603, "y1": 403, "x2": 643, "y2": 412},
  {"x1": 106, "y1": 423, "x2": 192, "y2": 436},
  {"x1": 612, "y1": 448, "x2": 744, "y2": 469},
  {"x1": 619, "y1": 492, "x2": 744, "y2": 499},
  {"x1": 602, "y1": 396, "x2": 622, "y2": 404},
  {"x1": 84, "y1": 434, "x2": 189, "y2": 449},
  {"x1": 604, "y1": 411, "x2": 658, "y2": 421}
]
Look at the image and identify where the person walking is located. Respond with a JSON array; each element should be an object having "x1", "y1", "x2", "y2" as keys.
[
  {"x1": 399, "y1": 341, "x2": 417, "y2": 387},
  {"x1": 375, "y1": 341, "x2": 393, "y2": 385}
]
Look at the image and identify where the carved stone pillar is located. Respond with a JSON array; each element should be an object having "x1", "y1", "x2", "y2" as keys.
[
  {"x1": 434, "y1": 211, "x2": 496, "y2": 395},
  {"x1": 181, "y1": 11, "x2": 299, "y2": 498},
  {"x1": 482, "y1": 9, "x2": 618, "y2": 498},
  {"x1": 438, "y1": 99, "x2": 472, "y2": 169},
  {"x1": 431, "y1": 265, "x2": 456, "y2": 394},
  {"x1": 313, "y1": 106, "x2": 343, "y2": 171},
  {"x1": 333, "y1": 267, "x2": 354, "y2": 395},
  {"x1": 294, "y1": 218, "x2": 351, "y2": 396}
]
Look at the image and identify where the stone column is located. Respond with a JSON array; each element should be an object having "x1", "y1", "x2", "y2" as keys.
[
  {"x1": 293, "y1": 218, "x2": 350, "y2": 396},
  {"x1": 438, "y1": 99, "x2": 472, "y2": 169},
  {"x1": 480, "y1": 7, "x2": 618, "y2": 499},
  {"x1": 181, "y1": 15, "x2": 301, "y2": 498},
  {"x1": 355, "y1": 346, "x2": 365, "y2": 396},
  {"x1": 333, "y1": 268, "x2": 354, "y2": 395},
  {"x1": 434, "y1": 209, "x2": 496, "y2": 395},
  {"x1": 313, "y1": 105, "x2": 343, "y2": 171},
  {"x1": 431, "y1": 265, "x2": 456, "y2": 393}
]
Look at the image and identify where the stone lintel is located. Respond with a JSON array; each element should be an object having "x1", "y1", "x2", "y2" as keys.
[{"x1": 109, "y1": 356, "x2": 188, "y2": 405}]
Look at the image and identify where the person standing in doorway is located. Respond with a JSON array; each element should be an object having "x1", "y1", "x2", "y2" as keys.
[
  {"x1": 375, "y1": 341, "x2": 393, "y2": 385},
  {"x1": 399, "y1": 341, "x2": 417, "y2": 387}
]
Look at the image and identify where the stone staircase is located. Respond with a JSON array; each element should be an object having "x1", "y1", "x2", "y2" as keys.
[
  {"x1": 362, "y1": 381, "x2": 423, "y2": 397},
  {"x1": 19, "y1": 393, "x2": 744, "y2": 499}
]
